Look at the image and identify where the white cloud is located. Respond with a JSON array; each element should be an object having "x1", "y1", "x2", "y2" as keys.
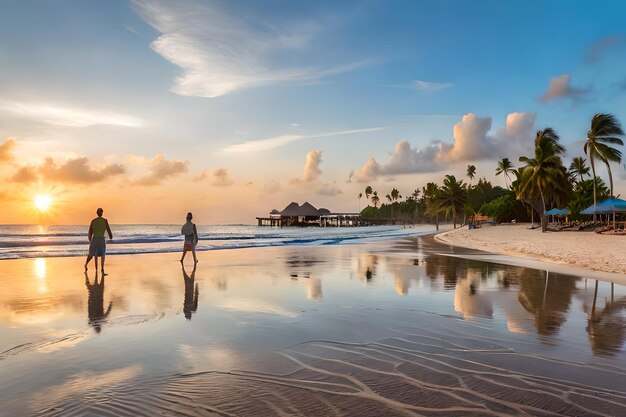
[
  {"x1": 133, "y1": 154, "x2": 189, "y2": 185},
  {"x1": 0, "y1": 138, "x2": 16, "y2": 162},
  {"x1": 356, "y1": 140, "x2": 441, "y2": 182},
  {"x1": 303, "y1": 150, "x2": 322, "y2": 182},
  {"x1": 586, "y1": 35, "x2": 623, "y2": 63},
  {"x1": 212, "y1": 168, "x2": 233, "y2": 187},
  {"x1": 317, "y1": 183, "x2": 342, "y2": 196},
  {"x1": 193, "y1": 168, "x2": 233, "y2": 186},
  {"x1": 539, "y1": 74, "x2": 588, "y2": 103},
  {"x1": 11, "y1": 155, "x2": 126, "y2": 185},
  {"x1": 133, "y1": 0, "x2": 365, "y2": 97},
  {"x1": 222, "y1": 135, "x2": 304, "y2": 154},
  {"x1": 356, "y1": 112, "x2": 536, "y2": 182},
  {"x1": 356, "y1": 157, "x2": 382, "y2": 183},
  {"x1": 291, "y1": 150, "x2": 323, "y2": 184},
  {"x1": 260, "y1": 180, "x2": 282, "y2": 196},
  {"x1": 411, "y1": 80, "x2": 455, "y2": 91},
  {"x1": 221, "y1": 127, "x2": 385, "y2": 153},
  {"x1": 0, "y1": 100, "x2": 143, "y2": 128},
  {"x1": 385, "y1": 80, "x2": 455, "y2": 92},
  {"x1": 38, "y1": 157, "x2": 126, "y2": 184}
]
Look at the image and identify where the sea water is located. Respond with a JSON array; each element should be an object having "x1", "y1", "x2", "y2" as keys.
[{"x1": 0, "y1": 224, "x2": 435, "y2": 259}]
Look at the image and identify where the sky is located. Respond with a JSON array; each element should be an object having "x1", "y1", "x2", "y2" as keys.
[{"x1": 0, "y1": 0, "x2": 625, "y2": 224}]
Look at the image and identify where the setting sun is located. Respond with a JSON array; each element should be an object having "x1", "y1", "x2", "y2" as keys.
[{"x1": 34, "y1": 194, "x2": 52, "y2": 212}]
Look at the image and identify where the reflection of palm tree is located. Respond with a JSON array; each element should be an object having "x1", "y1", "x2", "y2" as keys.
[
  {"x1": 585, "y1": 280, "x2": 626, "y2": 357},
  {"x1": 424, "y1": 253, "x2": 462, "y2": 289},
  {"x1": 182, "y1": 264, "x2": 199, "y2": 320},
  {"x1": 517, "y1": 270, "x2": 577, "y2": 336},
  {"x1": 85, "y1": 271, "x2": 112, "y2": 333}
]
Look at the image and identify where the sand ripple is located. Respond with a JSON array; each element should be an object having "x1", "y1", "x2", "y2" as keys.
[{"x1": 31, "y1": 326, "x2": 626, "y2": 416}]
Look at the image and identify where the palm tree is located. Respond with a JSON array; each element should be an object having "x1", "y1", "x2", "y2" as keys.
[
  {"x1": 358, "y1": 192, "x2": 363, "y2": 212},
  {"x1": 411, "y1": 188, "x2": 420, "y2": 201},
  {"x1": 423, "y1": 182, "x2": 440, "y2": 230},
  {"x1": 466, "y1": 165, "x2": 476, "y2": 189},
  {"x1": 365, "y1": 186, "x2": 373, "y2": 204},
  {"x1": 495, "y1": 157, "x2": 515, "y2": 189},
  {"x1": 436, "y1": 175, "x2": 467, "y2": 229},
  {"x1": 371, "y1": 191, "x2": 380, "y2": 208},
  {"x1": 411, "y1": 188, "x2": 420, "y2": 221},
  {"x1": 568, "y1": 157, "x2": 590, "y2": 183},
  {"x1": 518, "y1": 128, "x2": 570, "y2": 232},
  {"x1": 390, "y1": 187, "x2": 401, "y2": 202},
  {"x1": 584, "y1": 113, "x2": 624, "y2": 225},
  {"x1": 390, "y1": 187, "x2": 402, "y2": 219},
  {"x1": 385, "y1": 193, "x2": 392, "y2": 218}
]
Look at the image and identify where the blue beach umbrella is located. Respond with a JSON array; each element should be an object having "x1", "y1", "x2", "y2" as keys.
[
  {"x1": 580, "y1": 198, "x2": 626, "y2": 215},
  {"x1": 545, "y1": 208, "x2": 570, "y2": 216}
]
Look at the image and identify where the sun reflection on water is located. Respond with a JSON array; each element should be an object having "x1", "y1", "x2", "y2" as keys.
[{"x1": 34, "y1": 258, "x2": 47, "y2": 293}]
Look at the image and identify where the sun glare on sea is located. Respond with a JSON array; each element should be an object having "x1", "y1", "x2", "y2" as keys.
[{"x1": 34, "y1": 194, "x2": 52, "y2": 212}]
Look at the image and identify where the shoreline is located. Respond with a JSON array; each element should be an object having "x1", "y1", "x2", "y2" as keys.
[{"x1": 435, "y1": 223, "x2": 626, "y2": 281}]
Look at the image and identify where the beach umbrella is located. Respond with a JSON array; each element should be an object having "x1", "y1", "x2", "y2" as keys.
[
  {"x1": 580, "y1": 198, "x2": 626, "y2": 215},
  {"x1": 545, "y1": 208, "x2": 570, "y2": 223},
  {"x1": 545, "y1": 208, "x2": 569, "y2": 215}
]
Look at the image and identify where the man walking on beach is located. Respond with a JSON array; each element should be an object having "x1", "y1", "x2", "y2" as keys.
[{"x1": 85, "y1": 208, "x2": 113, "y2": 274}]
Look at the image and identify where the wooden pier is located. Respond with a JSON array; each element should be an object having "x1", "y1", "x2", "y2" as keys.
[{"x1": 257, "y1": 202, "x2": 398, "y2": 227}]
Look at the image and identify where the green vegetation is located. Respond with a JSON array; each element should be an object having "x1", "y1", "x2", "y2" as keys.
[{"x1": 359, "y1": 113, "x2": 624, "y2": 231}]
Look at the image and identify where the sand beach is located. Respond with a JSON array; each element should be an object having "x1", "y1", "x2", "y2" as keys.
[
  {"x1": 1, "y1": 236, "x2": 626, "y2": 416},
  {"x1": 436, "y1": 223, "x2": 626, "y2": 276}
]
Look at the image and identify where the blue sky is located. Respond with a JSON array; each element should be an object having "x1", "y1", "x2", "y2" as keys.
[{"x1": 0, "y1": 0, "x2": 625, "y2": 223}]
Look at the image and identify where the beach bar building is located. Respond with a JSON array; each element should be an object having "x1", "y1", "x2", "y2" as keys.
[{"x1": 257, "y1": 202, "x2": 361, "y2": 227}]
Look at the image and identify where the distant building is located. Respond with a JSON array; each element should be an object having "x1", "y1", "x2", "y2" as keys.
[{"x1": 256, "y1": 202, "x2": 361, "y2": 227}]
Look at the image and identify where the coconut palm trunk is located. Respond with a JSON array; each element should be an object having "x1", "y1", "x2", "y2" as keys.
[
  {"x1": 539, "y1": 188, "x2": 548, "y2": 232},
  {"x1": 605, "y1": 160, "x2": 615, "y2": 227},
  {"x1": 590, "y1": 157, "x2": 598, "y2": 225}
]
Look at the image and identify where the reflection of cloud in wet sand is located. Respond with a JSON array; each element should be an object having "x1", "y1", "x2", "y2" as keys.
[
  {"x1": 179, "y1": 344, "x2": 240, "y2": 373},
  {"x1": 394, "y1": 274, "x2": 410, "y2": 295},
  {"x1": 307, "y1": 277, "x2": 322, "y2": 301},
  {"x1": 220, "y1": 298, "x2": 298, "y2": 318},
  {"x1": 28, "y1": 365, "x2": 142, "y2": 413},
  {"x1": 454, "y1": 273, "x2": 493, "y2": 319}
]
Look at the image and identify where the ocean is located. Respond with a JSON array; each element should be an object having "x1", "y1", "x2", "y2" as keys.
[{"x1": 0, "y1": 224, "x2": 435, "y2": 260}]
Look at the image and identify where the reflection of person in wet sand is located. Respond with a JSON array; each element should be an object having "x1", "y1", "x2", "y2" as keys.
[
  {"x1": 85, "y1": 271, "x2": 112, "y2": 333},
  {"x1": 182, "y1": 264, "x2": 199, "y2": 320}
]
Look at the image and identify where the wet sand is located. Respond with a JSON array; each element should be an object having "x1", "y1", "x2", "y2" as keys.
[
  {"x1": 437, "y1": 223, "x2": 626, "y2": 276},
  {"x1": 1, "y1": 238, "x2": 626, "y2": 416}
]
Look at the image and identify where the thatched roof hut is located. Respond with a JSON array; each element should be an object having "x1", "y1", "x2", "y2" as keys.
[
  {"x1": 279, "y1": 202, "x2": 320, "y2": 217},
  {"x1": 279, "y1": 202, "x2": 302, "y2": 216}
]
